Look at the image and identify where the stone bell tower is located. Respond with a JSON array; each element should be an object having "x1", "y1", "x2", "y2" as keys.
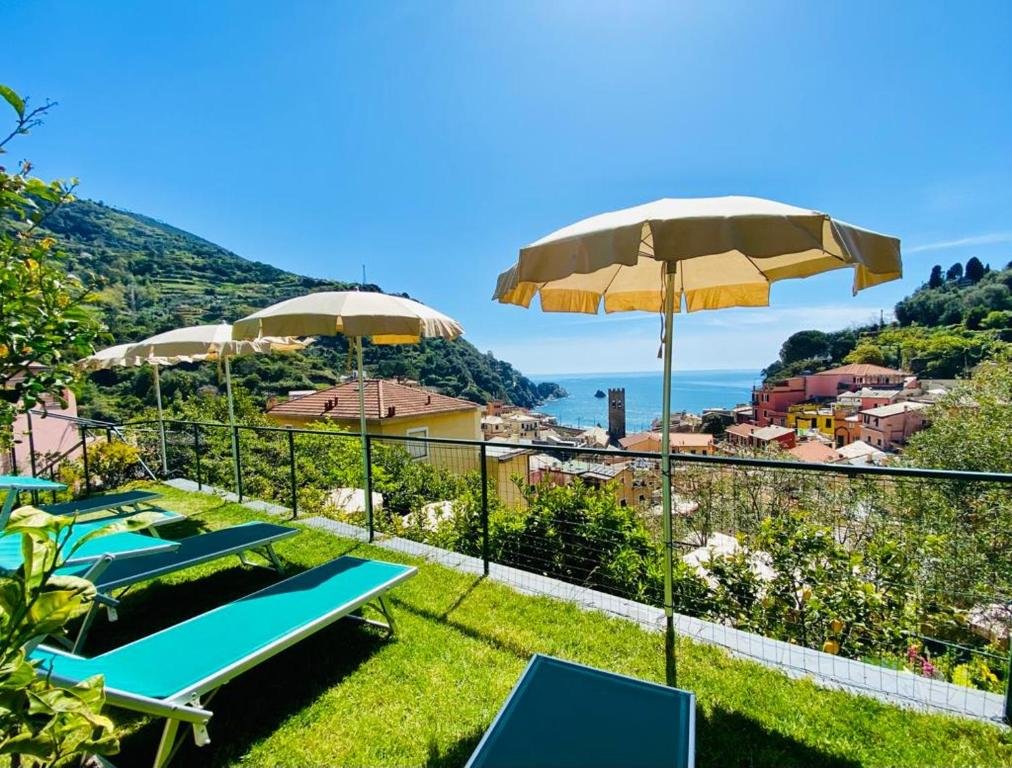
[{"x1": 607, "y1": 388, "x2": 626, "y2": 442}]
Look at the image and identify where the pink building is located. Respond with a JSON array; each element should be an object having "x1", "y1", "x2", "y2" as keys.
[
  {"x1": 753, "y1": 364, "x2": 909, "y2": 427},
  {"x1": 858, "y1": 401, "x2": 928, "y2": 451},
  {"x1": 752, "y1": 376, "x2": 806, "y2": 426},
  {"x1": 804, "y1": 364, "x2": 908, "y2": 398},
  {"x1": 2, "y1": 388, "x2": 83, "y2": 476}
]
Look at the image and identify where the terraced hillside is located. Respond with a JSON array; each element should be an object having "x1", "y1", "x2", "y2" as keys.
[{"x1": 43, "y1": 201, "x2": 562, "y2": 420}]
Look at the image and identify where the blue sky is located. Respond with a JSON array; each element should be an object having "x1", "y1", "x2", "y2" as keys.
[{"x1": 4, "y1": 1, "x2": 1011, "y2": 374}]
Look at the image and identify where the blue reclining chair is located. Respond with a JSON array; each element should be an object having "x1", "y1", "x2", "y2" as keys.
[{"x1": 32, "y1": 556, "x2": 417, "y2": 768}]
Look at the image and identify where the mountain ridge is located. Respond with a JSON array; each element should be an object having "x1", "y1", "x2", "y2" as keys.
[{"x1": 41, "y1": 199, "x2": 564, "y2": 419}]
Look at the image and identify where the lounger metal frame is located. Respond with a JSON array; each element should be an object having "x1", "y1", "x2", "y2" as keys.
[{"x1": 39, "y1": 561, "x2": 416, "y2": 768}]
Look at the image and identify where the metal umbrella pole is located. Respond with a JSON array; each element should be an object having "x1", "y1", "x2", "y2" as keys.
[
  {"x1": 356, "y1": 337, "x2": 373, "y2": 532},
  {"x1": 152, "y1": 363, "x2": 168, "y2": 475},
  {"x1": 660, "y1": 270, "x2": 677, "y2": 687},
  {"x1": 224, "y1": 353, "x2": 241, "y2": 496}
]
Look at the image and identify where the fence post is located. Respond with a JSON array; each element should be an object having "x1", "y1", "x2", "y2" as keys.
[
  {"x1": 364, "y1": 435, "x2": 374, "y2": 542},
  {"x1": 287, "y1": 427, "x2": 298, "y2": 519},
  {"x1": 480, "y1": 442, "x2": 489, "y2": 576},
  {"x1": 25, "y1": 410, "x2": 37, "y2": 478},
  {"x1": 1005, "y1": 648, "x2": 1011, "y2": 724},
  {"x1": 233, "y1": 425, "x2": 244, "y2": 502},
  {"x1": 80, "y1": 426, "x2": 91, "y2": 495},
  {"x1": 192, "y1": 423, "x2": 202, "y2": 491}
]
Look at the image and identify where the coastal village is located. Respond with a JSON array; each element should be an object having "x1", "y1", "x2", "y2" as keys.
[{"x1": 8, "y1": 361, "x2": 946, "y2": 516}]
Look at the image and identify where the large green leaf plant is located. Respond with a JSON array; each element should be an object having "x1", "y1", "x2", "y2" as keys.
[{"x1": 0, "y1": 506, "x2": 133, "y2": 765}]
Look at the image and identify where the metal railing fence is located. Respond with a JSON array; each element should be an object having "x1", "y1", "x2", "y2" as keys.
[{"x1": 19, "y1": 415, "x2": 1012, "y2": 722}]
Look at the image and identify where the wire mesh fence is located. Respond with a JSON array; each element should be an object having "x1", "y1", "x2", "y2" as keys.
[{"x1": 24, "y1": 416, "x2": 1012, "y2": 721}]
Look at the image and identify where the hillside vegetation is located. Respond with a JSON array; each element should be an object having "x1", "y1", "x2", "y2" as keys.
[
  {"x1": 42, "y1": 200, "x2": 562, "y2": 420},
  {"x1": 763, "y1": 259, "x2": 1011, "y2": 382}
]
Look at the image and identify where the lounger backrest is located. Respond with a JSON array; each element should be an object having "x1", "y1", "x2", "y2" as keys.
[{"x1": 40, "y1": 490, "x2": 162, "y2": 517}]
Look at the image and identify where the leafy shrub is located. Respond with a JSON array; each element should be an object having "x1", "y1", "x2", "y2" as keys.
[{"x1": 0, "y1": 507, "x2": 125, "y2": 764}]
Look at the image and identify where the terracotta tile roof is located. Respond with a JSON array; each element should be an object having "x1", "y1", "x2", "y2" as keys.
[
  {"x1": 267, "y1": 379, "x2": 479, "y2": 420},
  {"x1": 812, "y1": 363, "x2": 908, "y2": 377},
  {"x1": 725, "y1": 423, "x2": 756, "y2": 439},
  {"x1": 787, "y1": 441, "x2": 839, "y2": 463},
  {"x1": 752, "y1": 425, "x2": 795, "y2": 441}
]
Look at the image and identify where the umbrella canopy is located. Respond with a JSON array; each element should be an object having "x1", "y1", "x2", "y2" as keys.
[
  {"x1": 85, "y1": 325, "x2": 309, "y2": 483},
  {"x1": 495, "y1": 196, "x2": 901, "y2": 314},
  {"x1": 124, "y1": 323, "x2": 307, "y2": 362},
  {"x1": 78, "y1": 343, "x2": 166, "y2": 371},
  {"x1": 232, "y1": 291, "x2": 463, "y2": 344},
  {"x1": 232, "y1": 291, "x2": 464, "y2": 533},
  {"x1": 493, "y1": 195, "x2": 902, "y2": 686}
]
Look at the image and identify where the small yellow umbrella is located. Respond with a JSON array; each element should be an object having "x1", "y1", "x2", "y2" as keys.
[
  {"x1": 494, "y1": 195, "x2": 902, "y2": 683},
  {"x1": 232, "y1": 291, "x2": 464, "y2": 530}
]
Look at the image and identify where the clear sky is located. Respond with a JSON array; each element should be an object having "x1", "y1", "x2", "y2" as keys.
[{"x1": 4, "y1": 1, "x2": 1011, "y2": 374}]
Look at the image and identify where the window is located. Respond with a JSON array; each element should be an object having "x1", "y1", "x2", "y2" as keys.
[{"x1": 405, "y1": 427, "x2": 429, "y2": 459}]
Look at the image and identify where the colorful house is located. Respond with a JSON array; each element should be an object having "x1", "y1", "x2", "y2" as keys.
[
  {"x1": 785, "y1": 404, "x2": 835, "y2": 438},
  {"x1": 2, "y1": 383, "x2": 82, "y2": 476},
  {"x1": 725, "y1": 423, "x2": 796, "y2": 450},
  {"x1": 858, "y1": 401, "x2": 929, "y2": 451},
  {"x1": 753, "y1": 364, "x2": 909, "y2": 427},
  {"x1": 618, "y1": 431, "x2": 715, "y2": 455},
  {"x1": 266, "y1": 379, "x2": 482, "y2": 448}
]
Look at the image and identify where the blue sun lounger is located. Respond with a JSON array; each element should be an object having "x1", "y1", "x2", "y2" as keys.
[
  {"x1": 32, "y1": 555, "x2": 417, "y2": 768},
  {"x1": 59, "y1": 521, "x2": 300, "y2": 652},
  {"x1": 39, "y1": 490, "x2": 185, "y2": 532},
  {"x1": 466, "y1": 654, "x2": 696, "y2": 768}
]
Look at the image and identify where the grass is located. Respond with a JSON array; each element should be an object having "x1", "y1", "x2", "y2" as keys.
[{"x1": 78, "y1": 483, "x2": 1011, "y2": 768}]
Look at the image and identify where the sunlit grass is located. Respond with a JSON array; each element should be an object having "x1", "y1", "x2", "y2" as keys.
[{"x1": 86, "y1": 483, "x2": 1012, "y2": 768}]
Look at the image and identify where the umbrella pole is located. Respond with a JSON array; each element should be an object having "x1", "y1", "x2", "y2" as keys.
[
  {"x1": 224, "y1": 354, "x2": 240, "y2": 497},
  {"x1": 356, "y1": 337, "x2": 373, "y2": 535},
  {"x1": 660, "y1": 271, "x2": 677, "y2": 687},
  {"x1": 153, "y1": 363, "x2": 168, "y2": 475}
]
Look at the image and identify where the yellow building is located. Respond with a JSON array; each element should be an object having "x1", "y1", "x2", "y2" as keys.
[
  {"x1": 266, "y1": 379, "x2": 482, "y2": 470},
  {"x1": 484, "y1": 443, "x2": 534, "y2": 508},
  {"x1": 786, "y1": 403, "x2": 835, "y2": 438}
]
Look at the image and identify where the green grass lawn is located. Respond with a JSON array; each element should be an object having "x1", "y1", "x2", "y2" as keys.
[{"x1": 80, "y1": 483, "x2": 1011, "y2": 768}]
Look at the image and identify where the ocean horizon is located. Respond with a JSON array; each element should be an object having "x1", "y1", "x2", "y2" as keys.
[{"x1": 532, "y1": 369, "x2": 762, "y2": 432}]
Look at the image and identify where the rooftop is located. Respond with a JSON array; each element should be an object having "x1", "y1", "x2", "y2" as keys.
[
  {"x1": 266, "y1": 379, "x2": 479, "y2": 421},
  {"x1": 786, "y1": 441, "x2": 840, "y2": 463},
  {"x1": 861, "y1": 401, "x2": 930, "y2": 418},
  {"x1": 813, "y1": 363, "x2": 909, "y2": 377}
]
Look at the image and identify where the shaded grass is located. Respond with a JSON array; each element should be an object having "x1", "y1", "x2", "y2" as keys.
[{"x1": 83, "y1": 483, "x2": 1012, "y2": 768}]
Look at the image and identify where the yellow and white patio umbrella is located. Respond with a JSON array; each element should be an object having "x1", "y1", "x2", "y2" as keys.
[
  {"x1": 493, "y1": 195, "x2": 903, "y2": 677},
  {"x1": 232, "y1": 291, "x2": 464, "y2": 528},
  {"x1": 87, "y1": 324, "x2": 309, "y2": 486}
]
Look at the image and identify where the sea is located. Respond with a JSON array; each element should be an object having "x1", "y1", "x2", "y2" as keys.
[{"x1": 532, "y1": 369, "x2": 762, "y2": 432}]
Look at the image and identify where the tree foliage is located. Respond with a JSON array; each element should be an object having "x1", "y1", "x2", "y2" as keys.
[
  {"x1": 0, "y1": 87, "x2": 103, "y2": 449},
  {"x1": 763, "y1": 263, "x2": 1011, "y2": 381}
]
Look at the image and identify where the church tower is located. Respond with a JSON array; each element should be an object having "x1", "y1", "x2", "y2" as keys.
[{"x1": 607, "y1": 388, "x2": 626, "y2": 442}]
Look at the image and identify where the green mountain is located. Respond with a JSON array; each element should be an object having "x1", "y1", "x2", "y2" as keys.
[
  {"x1": 42, "y1": 200, "x2": 563, "y2": 421},
  {"x1": 762, "y1": 260, "x2": 1011, "y2": 382}
]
